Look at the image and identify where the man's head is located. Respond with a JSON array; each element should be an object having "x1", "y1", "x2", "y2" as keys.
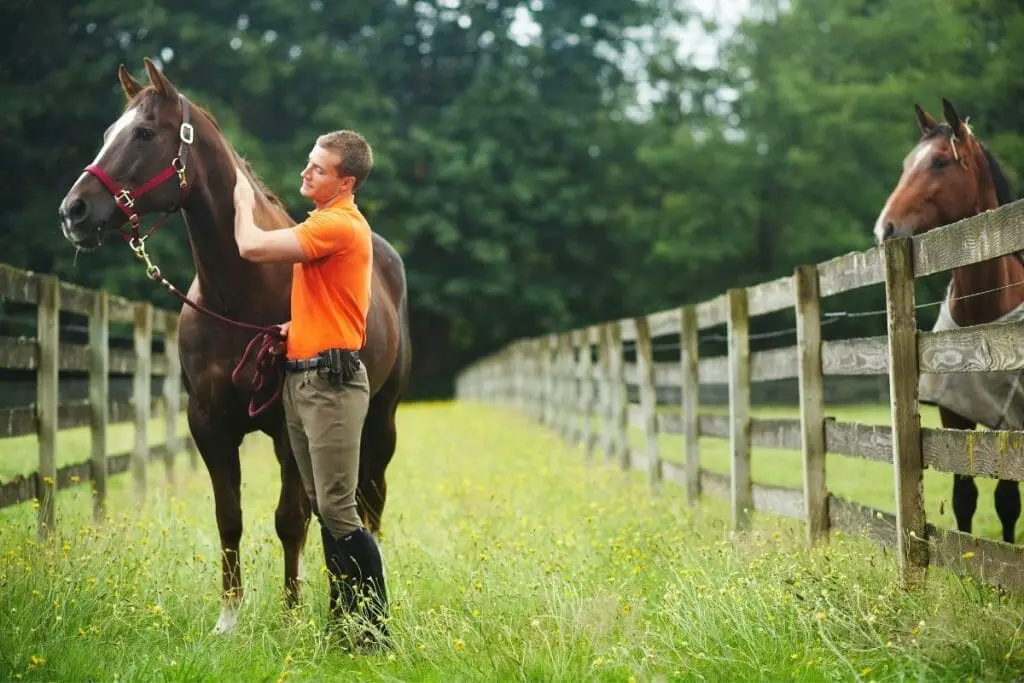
[{"x1": 300, "y1": 130, "x2": 374, "y2": 206}]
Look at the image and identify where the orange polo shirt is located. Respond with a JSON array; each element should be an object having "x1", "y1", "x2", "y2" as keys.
[{"x1": 286, "y1": 195, "x2": 373, "y2": 360}]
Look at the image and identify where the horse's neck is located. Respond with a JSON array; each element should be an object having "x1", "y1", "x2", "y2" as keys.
[
  {"x1": 180, "y1": 164, "x2": 291, "y2": 322},
  {"x1": 948, "y1": 170, "x2": 1024, "y2": 326}
]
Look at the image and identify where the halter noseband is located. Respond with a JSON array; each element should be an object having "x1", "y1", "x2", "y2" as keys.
[{"x1": 83, "y1": 93, "x2": 195, "y2": 243}]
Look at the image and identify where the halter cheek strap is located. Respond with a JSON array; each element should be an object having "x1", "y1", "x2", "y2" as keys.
[{"x1": 84, "y1": 94, "x2": 194, "y2": 241}]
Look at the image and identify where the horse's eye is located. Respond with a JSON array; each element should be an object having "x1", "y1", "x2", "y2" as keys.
[
  {"x1": 932, "y1": 156, "x2": 950, "y2": 170},
  {"x1": 134, "y1": 127, "x2": 155, "y2": 141}
]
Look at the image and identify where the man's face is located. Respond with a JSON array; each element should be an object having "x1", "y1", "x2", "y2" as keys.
[{"x1": 300, "y1": 144, "x2": 353, "y2": 203}]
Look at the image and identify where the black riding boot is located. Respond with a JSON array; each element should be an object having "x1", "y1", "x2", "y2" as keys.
[{"x1": 320, "y1": 524, "x2": 390, "y2": 650}]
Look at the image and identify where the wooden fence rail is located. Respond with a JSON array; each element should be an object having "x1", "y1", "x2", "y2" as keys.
[
  {"x1": 454, "y1": 198, "x2": 1024, "y2": 595},
  {"x1": 0, "y1": 264, "x2": 194, "y2": 538}
]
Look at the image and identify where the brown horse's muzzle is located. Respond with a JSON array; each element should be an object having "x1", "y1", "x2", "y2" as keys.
[{"x1": 59, "y1": 176, "x2": 124, "y2": 250}]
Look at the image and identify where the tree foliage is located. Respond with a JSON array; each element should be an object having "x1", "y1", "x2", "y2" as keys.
[{"x1": 2, "y1": 0, "x2": 1022, "y2": 395}]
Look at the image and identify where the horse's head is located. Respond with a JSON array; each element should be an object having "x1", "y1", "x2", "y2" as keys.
[
  {"x1": 59, "y1": 58, "x2": 196, "y2": 251},
  {"x1": 873, "y1": 98, "x2": 999, "y2": 245}
]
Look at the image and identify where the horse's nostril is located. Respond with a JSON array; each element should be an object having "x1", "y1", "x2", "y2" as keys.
[
  {"x1": 884, "y1": 221, "x2": 895, "y2": 238},
  {"x1": 66, "y1": 198, "x2": 88, "y2": 223}
]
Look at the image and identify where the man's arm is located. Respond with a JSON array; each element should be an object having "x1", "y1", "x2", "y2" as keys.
[{"x1": 233, "y1": 167, "x2": 308, "y2": 264}]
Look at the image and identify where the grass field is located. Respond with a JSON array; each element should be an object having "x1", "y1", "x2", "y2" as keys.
[{"x1": 1, "y1": 401, "x2": 1024, "y2": 681}]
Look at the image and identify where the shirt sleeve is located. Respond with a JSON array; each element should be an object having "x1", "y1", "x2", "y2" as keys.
[{"x1": 293, "y1": 209, "x2": 358, "y2": 260}]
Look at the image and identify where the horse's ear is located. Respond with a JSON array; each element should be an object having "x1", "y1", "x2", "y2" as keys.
[
  {"x1": 118, "y1": 64, "x2": 143, "y2": 100},
  {"x1": 914, "y1": 103, "x2": 939, "y2": 134},
  {"x1": 143, "y1": 57, "x2": 178, "y2": 98},
  {"x1": 941, "y1": 97, "x2": 967, "y2": 138}
]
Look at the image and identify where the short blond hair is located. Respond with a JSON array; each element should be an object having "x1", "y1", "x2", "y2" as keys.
[{"x1": 316, "y1": 130, "x2": 373, "y2": 191}]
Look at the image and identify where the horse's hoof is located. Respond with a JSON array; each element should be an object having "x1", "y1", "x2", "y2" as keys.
[{"x1": 211, "y1": 604, "x2": 238, "y2": 635}]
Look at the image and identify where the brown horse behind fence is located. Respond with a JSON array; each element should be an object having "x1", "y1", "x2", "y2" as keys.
[
  {"x1": 874, "y1": 98, "x2": 1022, "y2": 544},
  {"x1": 57, "y1": 58, "x2": 412, "y2": 633}
]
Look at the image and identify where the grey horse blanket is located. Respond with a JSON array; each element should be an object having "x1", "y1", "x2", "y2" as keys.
[{"x1": 918, "y1": 284, "x2": 1024, "y2": 430}]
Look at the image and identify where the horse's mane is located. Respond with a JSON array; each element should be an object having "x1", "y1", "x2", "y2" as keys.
[
  {"x1": 926, "y1": 122, "x2": 1016, "y2": 206},
  {"x1": 126, "y1": 86, "x2": 290, "y2": 213}
]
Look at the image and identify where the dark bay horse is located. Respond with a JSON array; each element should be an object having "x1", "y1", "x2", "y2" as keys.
[
  {"x1": 874, "y1": 98, "x2": 1022, "y2": 544},
  {"x1": 57, "y1": 58, "x2": 412, "y2": 633}
]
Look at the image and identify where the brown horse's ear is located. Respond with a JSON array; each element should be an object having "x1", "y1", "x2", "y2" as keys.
[
  {"x1": 118, "y1": 64, "x2": 143, "y2": 100},
  {"x1": 914, "y1": 103, "x2": 939, "y2": 134},
  {"x1": 941, "y1": 97, "x2": 967, "y2": 138},
  {"x1": 143, "y1": 57, "x2": 179, "y2": 99}
]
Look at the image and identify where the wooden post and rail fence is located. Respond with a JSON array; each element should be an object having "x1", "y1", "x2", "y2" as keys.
[
  {"x1": 0, "y1": 263, "x2": 194, "y2": 538},
  {"x1": 455, "y1": 199, "x2": 1024, "y2": 595}
]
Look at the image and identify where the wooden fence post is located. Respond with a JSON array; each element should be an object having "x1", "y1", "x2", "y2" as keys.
[
  {"x1": 163, "y1": 310, "x2": 181, "y2": 485},
  {"x1": 543, "y1": 334, "x2": 557, "y2": 427},
  {"x1": 634, "y1": 315, "x2": 662, "y2": 494},
  {"x1": 36, "y1": 275, "x2": 59, "y2": 539},
  {"x1": 795, "y1": 266, "x2": 827, "y2": 545},
  {"x1": 561, "y1": 332, "x2": 575, "y2": 443},
  {"x1": 727, "y1": 288, "x2": 752, "y2": 531},
  {"x1": 90, "y1": 290, "x2": 110, "y2": 522},
  {"x1": 581, "y1": 327, "x2": 598, "y2": 464},
  {"x1": 680, "y1": 304, "x2": 701, "y2": 504},
  {"x1": 133, "y1": 301, "x2": 152, "y2": 503},
  {"x1": 610, "y1": 321, "x2": 629, "y2": 470},
  {"x1": 883, "y1": 236, "x2": 928, "y2": 588},
  {"x1": 596, "y1": 324, "x2": 612, "y2": 462}
]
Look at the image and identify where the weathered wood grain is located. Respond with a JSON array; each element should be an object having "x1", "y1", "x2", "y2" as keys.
[
  {"x1": 634, "y1": 315, "x2": 662, "y2": 492},
  {"x1": 913, "y1": 199, "x2": 1024, "y2": 277},
  {"x1": 91, "y1": 290, "x2": 110, "y2": 520},
  {"x1": 728, "y1": 288, "x2": 753, "y2": 530},
  {"x1": 927, "y1": 523, "x2": 1024, "y2": 594},
  {"x1": 821, "y1": 337, "x2": 888, "y2": 376},
  {"x1": 795, "y1": 264, "x2": 827, "y2": 545},
  {"x1": 0, "y1": 264, "x2": 39, "y2": 304},
  {"x1": 884, "y1": 236, "x2": 928, "y2": 587},
  {"x1": 752, "y1": 483, "x2": 804, "y2": 520},
  {"x1": 699, "y1": 356, "x2": 728, "y2": 385},
  {"x1": 828, "y1": 494, "x2": 897, "y2": 547},
  {"x1": 750, "y1": 418, "x2": 803, "y2": 450},
  {"x1": 751, "y1": 346, "x2": 799, "y2": 382},
  {"x1": 699, "y1": 413, "x2": 729, "y2": 439},
  {"x1": 697, "y1": 294, "x2": 729, "y2": 329},
  {"x1": 921, "y1": 427, "x2": 1024, "y2": 481},
  {"x1": 747, "y1": 275, "x2": 795, "y2": 317},
  {"x1": 57, "y1": 282, "x2": 96, "y2": 317},
  {"x1": 817, "y1": 248, "x2": 884, "y2": 298},
  {"x1": 0, "y1": 336, "x2": 37, "y2": 370},
  {"x1": 36, "y1": 275, "x2": 58, "y2": 539},
  {"x1": 918, "y1": 321, "x2": 1024, "y2": 374},
  {"x1": 824, "y1": 420, "x2": 893, "y2": 462},
  {"x1": 681, "y1": 305, "x2": 701, "y2": 503}
]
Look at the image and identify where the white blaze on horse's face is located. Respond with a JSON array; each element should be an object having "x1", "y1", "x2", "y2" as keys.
[
  {"x1": 873, "y1": 141, "x2": 936, "y2": 245},
  {"x1": 91, "y1": 106, "x2": 139, "y2": 168}
]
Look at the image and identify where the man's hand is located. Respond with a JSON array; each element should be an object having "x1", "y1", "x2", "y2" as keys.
[
  {"x1": 234, "y1": 165, "x2": 255, "y2": 210},
  {"x1": 270, "y1": 321, "x2": 290, "y2": 355},
  {"x1": 232, "y1": 167, "x2": 306, "y2": 263}
]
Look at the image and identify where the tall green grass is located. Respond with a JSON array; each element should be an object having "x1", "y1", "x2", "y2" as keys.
[{"x1": 0, "y1": 402, "x2": 1022, "y2": 681}]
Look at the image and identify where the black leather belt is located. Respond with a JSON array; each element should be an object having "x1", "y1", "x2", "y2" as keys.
[
  {"x1": 284, "y1": 357, "x2": 325, "y2": 372},
  {"x1": 284, "y1": 349, "x2": 360, "y2": 373}
]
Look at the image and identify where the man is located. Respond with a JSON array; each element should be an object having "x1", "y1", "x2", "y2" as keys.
[{"x1": 232, "y1": 130, "x2": 389, "y2": 649}]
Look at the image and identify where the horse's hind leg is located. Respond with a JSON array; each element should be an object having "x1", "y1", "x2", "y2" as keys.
[
  {"x1": 189, "y1": 404, "x2": 245, "y2": 635},
  {"x1": 356, "y1": 389, "x2": 400, "y2": 537},
  {"x1": 271, "y1": 426, "x2": 311, "y2": 607},
  {"x1": 940, "y1": 406, "x2": 979, "y2": 534},
  {"x1": 995, "y1": 479, "x2": 1020, "y2": 543}
]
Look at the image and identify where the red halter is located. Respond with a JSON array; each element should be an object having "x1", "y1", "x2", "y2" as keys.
[{"x1": 83, "y1": 93, "x2": 194, "y2": 243}]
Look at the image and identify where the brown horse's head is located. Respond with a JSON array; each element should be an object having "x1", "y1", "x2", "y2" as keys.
[
  {"x1": 59, "y1": 58, "x2": 197, "y2": 251},
  {"x1": 873, "y1": 98, "x2": 1009, "y2": 245}
]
